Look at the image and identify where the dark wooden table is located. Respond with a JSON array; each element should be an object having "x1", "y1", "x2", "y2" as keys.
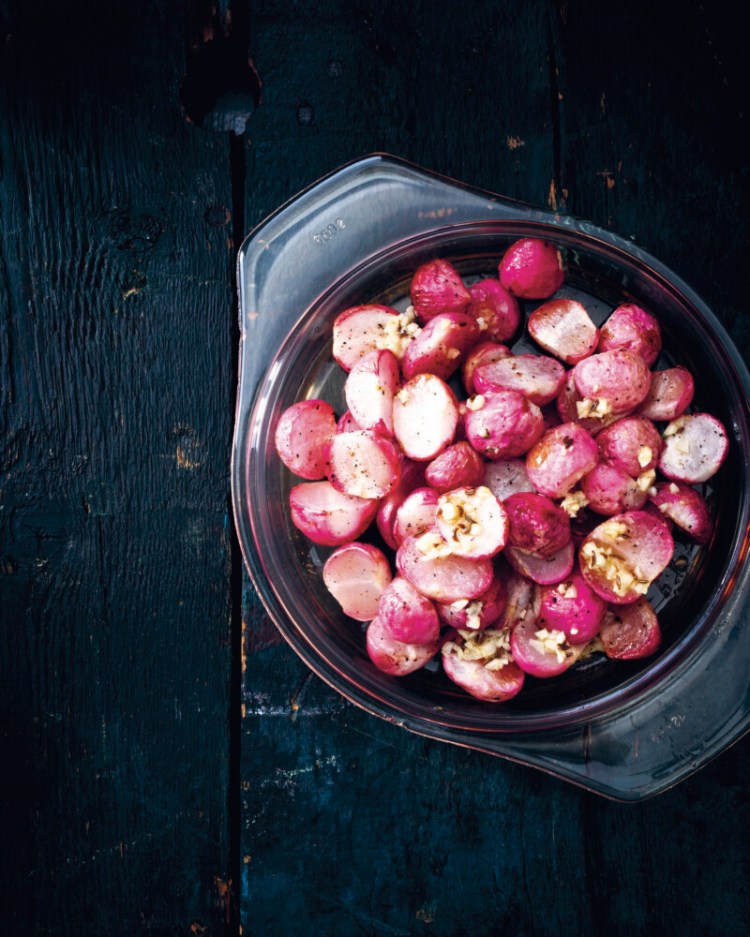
[{"x1": 1, "y1": 2, "x2": 749, "y2": 935}]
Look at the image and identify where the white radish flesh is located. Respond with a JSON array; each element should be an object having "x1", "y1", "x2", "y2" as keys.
[
  {"x1": 637, "y1": 367, "x2": 695, "y2": 421},
  {"x1": 344, "y1": 349, "x2": 399, "y2": 436},
  {"x1": 401, "y1": 312, "x2": 480, "y2": 381},
  {"x1": 462, "y1": 340, "x2": 512, "y2": 395},
  {"x1": 326, "y1": 430, "x2": 402, "y2": 499},
  {"x1": 392, "y1": 374, "x2": 459, "y2": 461},
  {"x1": 288, "y1": 481, "x2": 378, "y2": 546},
  {"x1": 527, "y1": 298, "x2": 599, "y2": 364},
  {"x1": 323, "y1": 542, "x2": 393, "y2": 621},
  {"x1": 525, "y1": 422, "x2": 599, "y2": 499},
  {"x1": 274, "y1": 399, "x2": 337, "y2": 480},
  {"x1": 332, "y1": 303, "x2": 406, "y2": 371},
  {"x1": 658, "y1": 413, "x2": 729, "y2": 484},
  {"x1": 474, "y1": 353, "x2": 566, "y2": 407},
  {"x1": 378, "y1": 576, "x2": 441, "y2": 645},
  {"x1": 393, "y1": 486, "x2": 440, "y2": 545},
  {"x1": 396, "y1": 531, "x2": 493, "y2": 603},
  {"x1": 441, "y1": 630, "x2": 525, "y2": 701}
]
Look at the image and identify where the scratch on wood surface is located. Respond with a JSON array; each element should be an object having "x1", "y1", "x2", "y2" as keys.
[
  {"x1": 506, "y1": 135, "x2": 525, "y2": 150},
  {"x1": 547, "y1": 178, "x2": 558, "y2": 211},
  {"x1": 597, "y1": 170, "x2": 616, "y2": 189}
]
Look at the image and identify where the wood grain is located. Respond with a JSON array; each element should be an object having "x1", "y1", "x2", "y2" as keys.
[
  {"x1": 0, "y1": 2, "x2": 235, "y2": 933},
  {"x1": 240, "y1": 2, "x2": 750, "y2": 935}
]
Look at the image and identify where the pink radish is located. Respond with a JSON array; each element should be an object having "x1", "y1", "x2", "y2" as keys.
[
  {"x1": 649, "y1": 482, "x2": 713, "y2": 544},
  {"x1": 401, "y1": 312, "x2": 481, "y2": 381},
  {"x1": 436, "y1": 577, "x2": 508, "y2": 631},
  {"x1": 288, "y1": 481, "x2": 378, "y2": 546},
  {"x1": 525, "y1": 422, "x2": 599, "y2": 498},
  {"x1": 539, "y1": 572, "x2": 606, "y2": 644},
  {"x1": 366, "y1": 615, "x2": 438, "y2": 676},
  {"x1": 504, "y1": 541, "x2": 575, "y2": 586},
  {"x1": 326, "y1": 430, "x2": 402, "y2": 499},
  {"x1": 637, "y1": 367, "x2": 695, "y2": 422},
  {"x1": 527, "y1": 298, "x2": 599, "y2": 364},
  {"x1": 410, "y1": 258, "x2": 471, "y2": 321},
  {"x1": 482, "y1": 458, "x2": 535, "y2": 501},
  {"x1": 580, "y1": 462, "x2": 648, "y2": 516},
  {"x1": 464, "y1": 389, "x2": 545, "y2": 460},
  {"x1": 572, "y1": 349, "x2": 651, "y2": 416},
  {"x1": 504, "y1": 491, "x2": 571, "y2": 558},
  {"x1": 344, "y1": 348, "x2": 399, "y2": 436},
  {"x1": 323, "y1": 542, "x2": 393, "y2": 621},
  {"x1": 498, "y1": 238, "x2": 565, "y2": 299},
  {"x1": 596, "y1": 415, "x2": 662, "y2": 478},
  {"x1": 579, "y1": 511, "x2": 674, "y2": 605},
  {"x1": 393, "y1": 486, "x2": 440, "y2": 545},
  {"x1": 441, "y1": 629, "x2": 525, "y2": 701},
  {"x1": 435, "y1": 485, "x2": 509, "y2": 559},
  {"x1": 462, "y1": 340, "x2": 512, "y2": 395},
  {"x1": 597, "y1": 302, "x2": 662, "y2": 367},
  {"x1": 396, "y1": 530, "x2": 494, "y2": 603},
  {"x1": 425, "y1": 441, "x2": 485, "y2": 492},
  {"x1": 466, "y1": 278, "x2": 521, "y2": 342},
  {"x1": 474, "y1": 353, "x2": 566, "y2": 407},
  {"x1": 274, "y1": 399, "x2": 337, "y2": 480},
  {"x1": 556, "y1": 370, "x2": 623, "y2": 434},
  {"x1": 658, "y1": 413, "x2": 729, "y2": 484},
  {"x1": 332, "y1": 303, "x2": 409, "y2": 370},
  {"x1": 510, "y1": 615, "x2": 588, "y2": 677},
  {"x1": 392, "y1": 374, "x2": 459, "y2": 461},
  {"x1": 377, "y1": 576, "x2": 440, "y2": 645},
  {"x1": 337, "y1": 410, "x2": 363, "y2": 433},
  {"x1": 599, "y1": 598, "x2": 662, "y2": 659},
  {"x1": 375, "y1": 459, "x2": 426, "y2": 550}
]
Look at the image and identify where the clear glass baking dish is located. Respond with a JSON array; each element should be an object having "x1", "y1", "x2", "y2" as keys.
[{"x1": 231, "y1": 154, "x2": 750, "y2": 801}]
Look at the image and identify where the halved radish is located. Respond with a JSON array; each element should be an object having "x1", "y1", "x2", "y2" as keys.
[
  {"x1": 392, "y1": 374, "x2": 459, "y2": 461},
  {"x1": 396, "y1": 530, "x2": 494, "y2": 603},
  {"x1": 288, "y1": 481, "x2": 378, "y2": 546},
  {"x1": 326, "y1": 430, "x2": 402, "y2": 499},
  {"x1": 539, "y1": 572, "x2": 606, "y2": 644},
  {"x1": 649, "y1": 481, "x2": 713, "y2": 544},
  {"x1": 410, "y1": 258, "x2": 471, "y2": 321},
  {"x1": 425, "y1": 441, "x2": 485, "y2": 492},
  {"x1": 323, "y1": 542, "x2": 393, "y2": 621},
  {"x1": 527, "y1": 298, "x2": 599, "y2": 364},
  {"x1": 482, "y1": 458, "x2": 535, "y2": 501},
  {"x1": 377, "y1": 576, "x2": 440, "y2": 645},
  {"x1": 510, "y1": 615, "x2": 588, "y2": 677},
  {"x1": 504, "y1": 541, "x2": 575, "y2": 586},
  {"x1": 462, "y1": 340, "x2": 512, "y2": 395},
  {"x1": 441, "y1": 629, "x2": 525, "y2": 701},
  {"x1": 525, "y1": 422, "x2": 599, "y2": 499},
  {"x1": 337, "y1": 410, "x2": 363, "y2": 433},
  {"x1": 393, "y1": 486, "x2": 440, "y2": 545},
  {"x1": 597, "y1": 302, "x2": 662, "y2": 367},
  {"x1": 579, "y1": 511, "x2": 674, "y2": 604},
  {"x1": 464, "y1": 389, "x2": 544, "y2": 460},
  {"x1": 474, "y1": 353, "x2": 566, "y2": 407},
  {"x1": 580, "y1": 462, "x2": 648, "y2": 516},
  {"x1": 344, "y1": 348, "x2": 399, "y2": 436},
  {"x1": 556, "y1": 370, "x2": 623, "y2": 434},
  {"x1": 494, "y1": 565, "x2": 540, "y2": 630},
  {"x1": 435, "y1": 485, "x2": 509, "y2": 559},
  {"x1": 274, "y1": 399, "x2": 337, "y2": 480},
  {"x1": 466, "y1": 278, "x2": 521, "y2": 342},
  {"x1": 366, "y1": 615, "x2": 438, "y2": 676},
  {"x1": 658, "y1": 413, "x2": 729, "y2": 484},
  {"x1": 572, "y1": 349, "x2": 651, "y2": 416},
  {"x1": 401, "y1": 312, "x2": 481, "y2": 381},
  {"x1": 498, "y1": 238, "x2": 565, "y2": 299},
  {"x1": 332, "y1": 303, "x2": 410, "y2": 370},
  {"x1": 436, "y1": 577, "x2": 508, "y2": 631},
  {"x1": 596, "y1": 416, "x2": 662, "y2": 478},
  {"x1": 375, "y1": 459, "x2": 426, "y2": 550},
  {"x1": 637, "y1": 367, "x2": 695, "y2": 422},
  {"x1": 504, "y1": 491, "x2": 571, "y2": 558},
  {"x1": 599, "y1": 598, "x2": 662, "y2": 659}
]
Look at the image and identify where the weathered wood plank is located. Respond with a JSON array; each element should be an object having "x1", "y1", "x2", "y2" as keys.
[
  {"x1": 0, "y1": 2, "x2": 235, "y2": 933},
  {"x1": 240, "y1": 1, "x2": 750, "y2": 934}
]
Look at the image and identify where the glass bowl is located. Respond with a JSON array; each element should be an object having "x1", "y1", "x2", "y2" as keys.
[{"x1": 232, "y1": 154, "x2": 750, "y2": 801}]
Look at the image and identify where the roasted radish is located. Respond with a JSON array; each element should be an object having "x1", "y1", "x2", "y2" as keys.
[
  {"x1": 434, "y1": 485, "x2": 509, "y2": 559},
  {"x1": 410, "y1": 258, "x2": 471, "y2": 322},
  {"x1": 504, "y1": 491, "x2": 571, "y2": 558},
  {"x1": 344, "y1": 348, "x2": 399, "y2": 436},
  {"x1": 274, "y1": 399, "x2": 337, "y2": 480},
  {"x1": 498, "y1": 238, "x2": 564, "y2": 299},
  {"x1": 572, "y1": 349, "x2": 651, "y2": 416},
  {"x1": 466, "y1": 278, "x2": 521, "y2": 342},
  {"x1": 599, "y1": 598, "x2": 662, "y2": 659},
  {"x1": 539, "y1": 572, "x2": 606, "y2": 644},
  {"x1": 649, "y1": 481, "x2": 713, "y2": 544},
  {"x1": 323, "y1": 542, "x2": 392, "y2": 621},
  {"x1": 474, "y1": 352, "x2": 566, "y2": 407},
  {"x1": 377, "y1": 576, "x2": 441, "y2": 645},
  {"x1": 464, "y1": 389, "x2": 545, "y2": 460},
  {"x1": 597, "y1": 302, "x2": 661, "y2": 367},
  {"x1": 527, "y1": 298, "x2": 599, "y2": 364},
  {"x1": 658, "y1": 413, "x2": 729, "y2": 484},
  {"x1": 425, "y1": 441, "x2": 485, "y2": 492},
  {"x1": 326, "y1": 429, "x2": 402, "y2": 499},
  {"x1": 396, "y1": 530, "x2": 494, "y2": 603},
  {"x1": 525, "y1": 422, "x2": 599, "y2": 499},
  {"x1": 637, "y1": 366, "x2": 695, "y2": 422},
  {"x1": 366, "y1": 615, "x2": 438, "y2": 676},
  {"x1": 289, "y1": 481, "x2": 378, "y2": 546},
  {"x1": 392, "y1": 374, "x2": 459, "y2": 461},
  {"x1": 441, "y1": 629, "x2": 525, "y2": 701}
]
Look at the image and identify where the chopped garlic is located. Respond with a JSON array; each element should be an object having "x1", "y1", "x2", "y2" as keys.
[
  {"x1": 415, "y1": 532, "x2": 453, "y2": 559},
  {"x1": 465, "y1": 394, "x2": 485, "y2": 411},
  {"x1": 668, "y1": 482, "x2": 680, "y2": 494},
  {"x1": 637, "y1": 445, "x2": 653, "y2": 468},
  {"x1": 443, "y1": 627, "x2": 513, "y2": 669},
  {"x1": 557, "y1": 580, "x2": 578, "y2": 600},
  {"x1": 560, "y1": 489, "x2": 588, "y2": 517},
  {"x1": 530, "y1": 627, "x2": 569, "y2": 663},
  {"x1": 446, "y1": 347, "x2": 461, "y2": 359},
  {"x1": 576, "y1": 396, "x2": 612, "y2": 420},
  {"x1": 636, "y1": 469, "x2": 656, "y2": 492}
]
